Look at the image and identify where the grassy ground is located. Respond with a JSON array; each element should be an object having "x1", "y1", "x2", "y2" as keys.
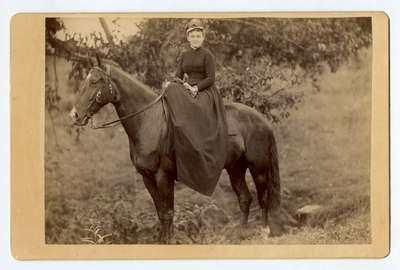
[{"x1": 45, "y1": 48, "x2": 371, "y2": 245}]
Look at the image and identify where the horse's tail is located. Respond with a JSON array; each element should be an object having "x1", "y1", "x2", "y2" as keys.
[{"x1": 267, "y1": 133, "x2": 281, "y2": 213}]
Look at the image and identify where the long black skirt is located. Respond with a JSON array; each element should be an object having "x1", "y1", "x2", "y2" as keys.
[{"x1": 163, "y1": 83, "x2": 228, "y2": 196}]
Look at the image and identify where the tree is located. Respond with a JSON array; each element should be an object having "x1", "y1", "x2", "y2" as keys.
[{"x1": 45, "y1": 17, "x2": 372, "y2": 121}]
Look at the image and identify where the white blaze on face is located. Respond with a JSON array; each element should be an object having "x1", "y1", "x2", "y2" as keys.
[
  {"x1": 69, "y1": 106, "x2": 78, "y2": 122},
  {"x1": 84, "y1": 70, "x2": 93, "y2": 84},
  {"x1": 68, "y1": 70, "x2": 96, "y2": 125}
]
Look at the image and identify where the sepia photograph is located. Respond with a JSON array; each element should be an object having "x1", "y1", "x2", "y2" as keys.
[
  {"x1": 10, "y1": 12, "x2": 389, "y2": 261},
  {"x1": 45, "y1": 15, "x2": 373, "y2": 245}
]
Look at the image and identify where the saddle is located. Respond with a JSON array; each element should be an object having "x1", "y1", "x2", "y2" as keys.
[{"x1": 162, "y1": 84, "x2": 238, "y2": 136}]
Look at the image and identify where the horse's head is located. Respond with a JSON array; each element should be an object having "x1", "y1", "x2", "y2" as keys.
[{"x1": 69, "y1": 52, "x2": 117, "y2": 126}]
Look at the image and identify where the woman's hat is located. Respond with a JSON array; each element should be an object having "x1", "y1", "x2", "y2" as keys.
[{"x1": 186, "y1": 19, "x2": 205, "y2": 32}]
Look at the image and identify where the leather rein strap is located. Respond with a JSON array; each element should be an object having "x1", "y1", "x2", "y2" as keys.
[{"x1": 89, "y1": 65, "x2": 165, "y2": 130}]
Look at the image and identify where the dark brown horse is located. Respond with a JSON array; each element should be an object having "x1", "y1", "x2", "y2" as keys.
[{"x1": 69, "y1": 52, "x2": 281, "y2": 244}]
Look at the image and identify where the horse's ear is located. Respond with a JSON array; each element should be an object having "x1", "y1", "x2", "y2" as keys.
[
  {"x1": 95, "y1": 52, "x2": 102, "y2": 68},
  {"x1": 87, "y1": 51, "x2": 95, "y2": 67},
  {"x1": 87, "y1": 51, "x2": 102, "y2": 67}
]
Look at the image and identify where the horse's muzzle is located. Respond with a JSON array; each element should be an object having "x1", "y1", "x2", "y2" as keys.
[
  {"x1": 69, "y1": 107, "x2": 88, "y2": 126},
  {"x1": 69, "y1": 107, "x2": 78, "y2": 122}
]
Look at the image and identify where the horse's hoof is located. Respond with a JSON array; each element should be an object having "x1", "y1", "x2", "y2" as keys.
[
  {"x1": 164, "y1": 236, "x2": 177, "y2": 245},
  {"x1": 168, "y1": 238, "x2": 177, "y2": 245},
  {"x1": 261, "y1": 226, "x2": 271, "y2": 241},
  {"x1": 239, "y1": 228, "x2": 248, "y2": 240}
]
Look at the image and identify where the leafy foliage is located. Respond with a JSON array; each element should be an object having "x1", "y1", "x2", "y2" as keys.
[
  {"x1": 45, "y1": 173, "x2": 237, "y2": 244},
  {"x1": 81, "y1": 219, "x2": 113, "y2": 244},
  {"x1": 45, "y1": 16, "x2": 372, "y2": 121}
]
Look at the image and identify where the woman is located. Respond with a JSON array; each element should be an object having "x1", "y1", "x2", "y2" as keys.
[{"x1": 163, "y1": 19, "x2": 228, "y2": 196}]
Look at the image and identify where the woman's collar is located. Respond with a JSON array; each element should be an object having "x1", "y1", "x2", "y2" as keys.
[{"x1": 190, "y1": 45, "x2": 202, "y2": 51}]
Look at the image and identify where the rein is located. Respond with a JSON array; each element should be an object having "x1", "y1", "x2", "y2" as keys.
[
  {"x1": 88, "y1": 65, "x2": 166, "y2": 130},
  {"x1": 89, "y1": 91, "x2": 165, "y2": 129}
]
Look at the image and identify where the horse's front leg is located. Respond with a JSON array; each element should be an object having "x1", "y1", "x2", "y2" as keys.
[
  {"x1": 142, "y1": 174, "x2": 175, "y2": 244},
  {"x1": 156, "y1": 173, "x2": 176, "y2": 244}
]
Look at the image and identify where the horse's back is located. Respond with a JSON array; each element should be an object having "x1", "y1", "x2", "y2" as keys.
[{"x1": 225, "y1": 102, "x2": 273, "y2": 134}]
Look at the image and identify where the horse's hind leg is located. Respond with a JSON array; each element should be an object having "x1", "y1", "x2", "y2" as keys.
[
  {"x1": 248, "y1": 138, "x2": 281, "y2": 237},
  {"x1": 248, "y1": 167, "x2": 270, "y2": 235},
  {"x1": 226, "y1": 157, "x2": 252, "y2": 237}
]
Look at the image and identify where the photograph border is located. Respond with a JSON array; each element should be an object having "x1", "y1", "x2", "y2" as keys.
[{"x1": 10, "y1": 11, "x2": 389, "y2": 260}]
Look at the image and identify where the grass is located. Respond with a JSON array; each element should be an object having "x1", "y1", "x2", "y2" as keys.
[{"x1": 44, "y1": 48, "x2": 372, "y2": 245}]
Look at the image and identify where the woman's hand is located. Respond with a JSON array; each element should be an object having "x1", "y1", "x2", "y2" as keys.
[{"x1": 183, "y1": 83, "x2": 198, "y2": 97}]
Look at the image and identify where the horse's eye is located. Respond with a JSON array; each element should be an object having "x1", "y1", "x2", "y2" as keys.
[{"x1": 91, "y1": 80, "x2": 100, "y2": 86}]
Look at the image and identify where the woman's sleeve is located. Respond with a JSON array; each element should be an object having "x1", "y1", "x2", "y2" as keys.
[
  {"x1": 174, "y1": 52, "x2": 185, "y2": 80},
  {"x1": 196, "y1": 50, "x2": 215, "y2": 91}
]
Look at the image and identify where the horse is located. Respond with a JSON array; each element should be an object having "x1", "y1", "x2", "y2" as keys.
[{"x1": 69, "y1": 52, "x2": 281, "y2": 244}]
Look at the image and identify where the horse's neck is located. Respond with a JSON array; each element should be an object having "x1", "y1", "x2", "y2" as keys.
[
  {"x1": 112, "y1": 68, "x2": 157, "y2": 114},
  {"x1": 111, "y1": 68, "x2": 164, "y2": 144}
]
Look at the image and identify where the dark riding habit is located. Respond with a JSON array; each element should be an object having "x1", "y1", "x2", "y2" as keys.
[{"x1": 163, "y1": 46, "x2": 228, "y2": 196}]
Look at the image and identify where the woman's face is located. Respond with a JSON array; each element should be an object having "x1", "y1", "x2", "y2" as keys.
[{"x1": 187, "y1": 29, "x2": 205, "y2": 49}]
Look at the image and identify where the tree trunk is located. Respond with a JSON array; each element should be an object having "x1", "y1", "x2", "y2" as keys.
[{"x1": 99, "y1": 18, "x2": 120, "y2": 58}]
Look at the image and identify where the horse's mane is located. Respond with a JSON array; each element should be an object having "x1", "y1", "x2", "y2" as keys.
[
  {"x1": 110, "y1": 64, "x2": 158, "y2": 96},
  {"x1": 101, "y1": 59, "x2": 121, "y2": 69}
]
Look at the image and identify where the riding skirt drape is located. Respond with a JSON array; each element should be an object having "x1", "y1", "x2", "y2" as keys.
[{"x1": 163, "y1": 82, "x2": 228, "y2": 196}]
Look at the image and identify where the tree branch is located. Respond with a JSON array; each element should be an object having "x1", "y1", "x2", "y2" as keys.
[{"x1": 99, "y1": 18, "x2": 121, "y2": 58}]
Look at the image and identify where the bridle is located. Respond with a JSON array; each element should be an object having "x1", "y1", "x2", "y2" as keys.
[
  {"x1": 85, "y1": 64, "x2": 115, "y2": 119},
  {"x1": 85, "y1": 64, "x2": 165, "y2": 129}
]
